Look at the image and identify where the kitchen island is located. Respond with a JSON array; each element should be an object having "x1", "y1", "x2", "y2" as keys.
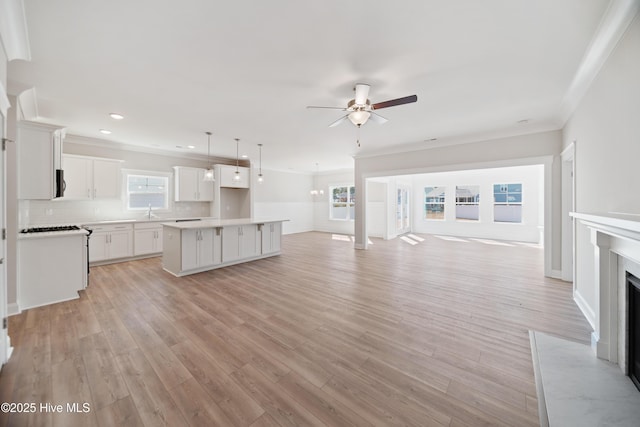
[{"x1": 162, "y1": 218, "x2": 286, "y2": 277}]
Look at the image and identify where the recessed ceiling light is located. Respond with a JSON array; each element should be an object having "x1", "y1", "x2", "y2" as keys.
[
  {"x1": 241, "y1": 154, "x2": 248, "y2": 159},
  {"x1": 517, "y1": 119, "x2": 529, "y2": 124},
  {"x1": 176, "y1": 145, "x2": 183, "y2": 149},
  {"x1": 425, "y1": 138, "x2": 437, "y2": 142},
  {"x1": 109, "y1": 113, "x2": 124, "y2": 120},
  {"x1": 187, "y1": 145, "x2": 195, "y2": 149},
  {"x1": 99, "y1": 129, "x2": 112, "y2": 135}
]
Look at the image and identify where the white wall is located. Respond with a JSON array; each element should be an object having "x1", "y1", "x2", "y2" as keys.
[
  {"x1": 562, "y1": 14, "x2": 640, "y2": 326},
  {"x1": 410, "y1": 165, "x2": 544, "y2": 243},
  {"x1": 312, "y1": 170, "x2": 355, "y2": 235},
  {"x1": 252, "y1": 168, "x2": 314, "y2": 235}
]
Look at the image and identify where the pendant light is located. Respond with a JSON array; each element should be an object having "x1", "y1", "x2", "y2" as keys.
[
  {"x1": 310, "y1": 163, "x2": 324, "y2": 196},
  {"x1": 257, "y1": 143, "x2": 264, "y2": 183},
  {"x1": 203, "y1": 131, "x2": 215, "y2": 181},
  {"x1": 233, "y1": 138, "x2": 241, "y2": 181}
]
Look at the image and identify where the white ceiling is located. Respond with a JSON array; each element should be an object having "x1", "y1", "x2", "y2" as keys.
[{"x1": 8, "y1": 0, "x2": 616, "y2": 172}]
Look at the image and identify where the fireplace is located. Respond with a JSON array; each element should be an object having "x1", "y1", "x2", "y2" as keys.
[{"x1": 629, "y1": 273, "x2": 640, "y2": 392}]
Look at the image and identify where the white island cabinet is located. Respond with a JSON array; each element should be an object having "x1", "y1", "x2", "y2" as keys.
[{"x1": 162, "y1": 218, "x2": 286, "y2": 276}]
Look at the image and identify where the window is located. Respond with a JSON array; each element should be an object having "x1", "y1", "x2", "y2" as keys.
[
  {"x1": 126, "y1": 174, "x2": 169, "y2": 210},
  {"x1": 493, "y1": 183, "x2": 522, "y2": 223},
  {"x1": 424, "y1": 186, "x2": 445, "y2": 220},
  {"x1": 330, "y1": 185, "x2": 355, "y2": 220},
  {"x1": 456, "y1": 185, "x2": 480, "y2": 221}
]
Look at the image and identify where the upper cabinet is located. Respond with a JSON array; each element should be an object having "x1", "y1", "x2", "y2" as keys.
[
  {"x1": 62, "y1": 155, "x2": 122, "y2": 200},
  {"x1": 17, "y1": 121, "x2": 65, "y2": 200},
  {"x1": 216, "y1": 164, "x2": 250, "y2": 188},
  {"x1": 173, "y1": 166, "x2": 214, "y2": 202}
]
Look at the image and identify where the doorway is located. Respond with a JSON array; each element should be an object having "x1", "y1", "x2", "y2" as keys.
[{"x1": 396, "y1": 186, "x2": 410, "y2": 235}]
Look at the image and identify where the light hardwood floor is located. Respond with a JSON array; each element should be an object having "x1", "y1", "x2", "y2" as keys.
[{"x1": 0, "y1": 232, "x2": 591, "y2": 426}]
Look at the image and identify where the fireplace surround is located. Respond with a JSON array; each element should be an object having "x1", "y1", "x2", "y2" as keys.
[
  {"x1": 629, "y1": 273, "x2": 640, "y2": 391},
  {"x1": 571, "y1": 212, "x2": 640, "y2": 383}
]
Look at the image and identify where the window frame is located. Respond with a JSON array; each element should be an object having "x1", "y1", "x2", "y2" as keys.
[
  {"x1": 455, "y1": 185, "x2": 480, "y2": 221},
  {"x1": 124, "y1": 170, "x2": 172, "y2": 212},
  {"x1": 424, "y1": 186, "x2": 446, "y2": 221},
  {"x1": 493, "y1": 182, "x2": 523, "y2": 223},
  {"x1": 329, "y1": 184, "x2": 356, "y2": 221}
]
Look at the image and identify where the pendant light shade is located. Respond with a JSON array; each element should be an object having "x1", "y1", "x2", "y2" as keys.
[
  {"x1": 257, "y1": 143, "x2": 264, "y2": 183},
  {"x1": 203, "y1": 131, "x2": 215, "y2": 182},
  {"x1": 233, "y1": 138, "x2": 241, "y2": 181}
]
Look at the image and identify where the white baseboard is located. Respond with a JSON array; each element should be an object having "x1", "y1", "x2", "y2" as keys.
[
  {"x1": 574, "y1": 289, "x2": 596, "y2": 330},
  {"x1": 547, "y1": 269, "x2": 563, "y2": 279},
  {"x1": 7, "y1": 302, "x2": 20, "y2": 316}
]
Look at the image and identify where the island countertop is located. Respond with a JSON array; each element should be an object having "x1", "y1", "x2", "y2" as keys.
[{"x1": 161, "y1": 217, "x2": 288, "y2": 230}]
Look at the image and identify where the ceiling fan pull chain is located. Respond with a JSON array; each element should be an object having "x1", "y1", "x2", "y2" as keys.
[{"x1": 356, "y1": 124, "x2": 361, "y2": 147}]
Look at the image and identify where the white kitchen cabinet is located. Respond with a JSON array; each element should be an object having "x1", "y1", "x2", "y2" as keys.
[
  {"x1": 89, "y1": 224, "x2": 133, "y2": 262},
  {"x1": 261, "y1": 222, "x2": 282, "y2": 255},
  {"x1": 216, "y1": 164, "x2": 250, "y2": 188},
  {"x1": 162, "y1": 219, "x2": 285, "y2": 276},
  {"x1": 134, "y1": 223, "x2": 163, "y2": 256},
  {"x1": 181, "y1": 228, "x2": 221, "y2": 271},
  {"x1": 18, "y1": 232, "x2": 87, "y2": 310},
  {"x1": 174, "y1": 166, "x2": 214, "y2": 201},
  {"x1": 17, "y1": 121, "x2": 65, "y2": 200},
  {"x1": 222, "y1": 224, "x2": 259, "y2": 263},
  {"x1": 62, "y1": 155, "x2": 122, "y2": 200}
]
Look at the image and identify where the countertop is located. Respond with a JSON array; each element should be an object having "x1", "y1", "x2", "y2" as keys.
[
  {"x1": 82, "y1": 217, "x2": 208, "y2": 226},
  {"x1": 18, "y1": 229, "x2": 89, "y2": 240},
  {"x1": 161, "y1": 218, "x2": 288, "y2": 229}
]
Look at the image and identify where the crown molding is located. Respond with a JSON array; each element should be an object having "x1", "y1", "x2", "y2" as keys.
[
  {"x1": 0, "y1": 0, "x2": 31, "y2": 61},
  {"x1": 559, "y1": 0, "x2": 640, "y2": 124},
  {"x1": 64, "y1": 133, "x2": 249, "y2": 166}
]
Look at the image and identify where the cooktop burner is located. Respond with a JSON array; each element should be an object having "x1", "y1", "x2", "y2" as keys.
[{"x1": 20, "y1": 225, "x2": 82, "y2": 233}]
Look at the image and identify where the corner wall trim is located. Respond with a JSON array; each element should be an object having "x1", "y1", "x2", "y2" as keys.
[{"x1": 574, "y1": 289, "x2": 596, "y2": 330}]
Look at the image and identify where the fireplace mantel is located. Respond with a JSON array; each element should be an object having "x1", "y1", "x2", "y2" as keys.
[
  {"x1": 570, "y1": 212, "x2": 640, "y2": 241},
  {"x1": 571, "y1": 212, "x2": 640, "y2": 369}
]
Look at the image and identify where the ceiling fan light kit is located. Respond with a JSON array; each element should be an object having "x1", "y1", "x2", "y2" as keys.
[{"x1": 307, "y1": 83, "x2": 417, "y2": 146}]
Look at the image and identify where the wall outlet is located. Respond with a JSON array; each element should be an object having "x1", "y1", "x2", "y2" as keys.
[{"x1": 45, "y1": 208, "x2": 53, "y2": 216}]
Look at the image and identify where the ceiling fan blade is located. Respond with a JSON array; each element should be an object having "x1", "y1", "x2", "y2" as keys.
[
  {"x1": 372, "y1": 94, "x2": 417, "y2": 110},
  {"x1": 368, "y1": 112, "x2": 388, "y2": 124},
  {"x1": 328, "y1": 115, "x2": 349, "y2": 128},
  {"x1": 354, "y1": 83, "x2": 370, "y2": 105},
  {"x1": 306, "y1": 106, "x2": 346, "y2": 110}
]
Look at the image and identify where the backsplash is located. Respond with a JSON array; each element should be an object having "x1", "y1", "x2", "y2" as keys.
[{"x1": 19, "y1": 199, "x2": 212, "y2": 228}]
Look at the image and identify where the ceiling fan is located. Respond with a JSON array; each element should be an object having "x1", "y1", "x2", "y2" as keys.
[{"x1": 307, "y1": 83, "x2": 418, "y2": 130}]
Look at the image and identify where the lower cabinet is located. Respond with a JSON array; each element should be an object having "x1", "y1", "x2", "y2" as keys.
[
  {"x1": 261, "y1": 222, "x2": 282, "y2": 254},
  {"x1": 134, "y1": 223, "x2": 163, "y2": 256},
  {"x1": 222, "y1": 224, "x2": 259, "y2": 263},
  {"x1": 90, "y1": 224, "x2": 133, "y2": 262},
  {"x1": 162, "y1": 220, "x2": 284, "y2": 276},
  {"x1": 181, "y1": 228, "x2": 221, "y2": 271}
]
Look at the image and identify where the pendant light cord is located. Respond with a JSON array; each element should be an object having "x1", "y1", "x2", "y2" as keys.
[{"x1": 235, "y1": 138, "x2": 240, "y2": 172}]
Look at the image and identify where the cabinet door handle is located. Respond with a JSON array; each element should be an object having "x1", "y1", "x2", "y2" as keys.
[
  {"x1": 87, "y1": 188, "x2": 91, "y2": 198},
  {"x1": 94, "y1": 188, "x2": 97, "y2": 198}
]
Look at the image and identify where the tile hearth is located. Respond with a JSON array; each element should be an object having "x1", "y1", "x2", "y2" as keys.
[{"x1": 531, "y1": 331, "x2": 640, "y2": 427}]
